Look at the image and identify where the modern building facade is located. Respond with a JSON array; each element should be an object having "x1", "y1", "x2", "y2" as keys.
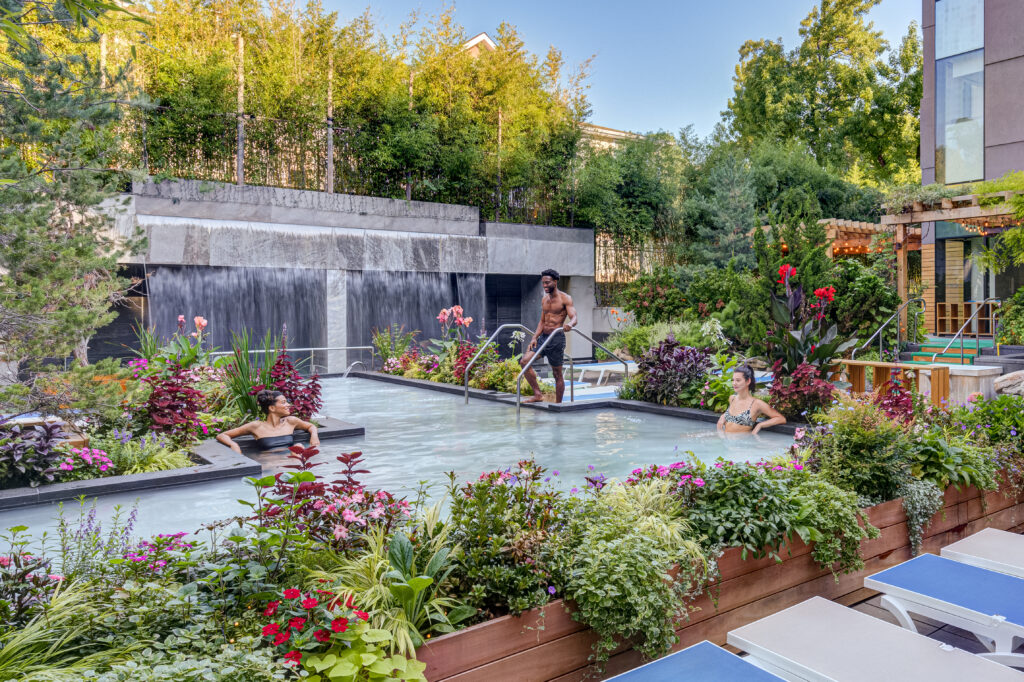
[{"x1": 920, "y1": 0, "x2": 1024, "y2": 332}]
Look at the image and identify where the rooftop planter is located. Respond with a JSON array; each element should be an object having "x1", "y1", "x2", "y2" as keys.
[{"x1": 415, "y1": 477, "x2": 1024, "y2": 682}]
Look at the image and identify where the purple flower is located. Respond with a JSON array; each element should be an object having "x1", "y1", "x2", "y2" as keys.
[
  {"x1": 570, "y1": 487, "x2": 578, "y2": 494},
  {"x1": 547, "y1": 586, "x2": 556, "y2": 595},
  {"x1": 552, "y1": 470, "x2": 559, "y2": 476}
]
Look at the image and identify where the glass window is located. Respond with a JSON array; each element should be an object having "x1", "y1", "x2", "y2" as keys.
[
  {"x1": 936, "y1": 49, "x2": 984, "y2": 184},
  {"x1": 936, "y1": 0, "x2": 984, "y2": 60}
]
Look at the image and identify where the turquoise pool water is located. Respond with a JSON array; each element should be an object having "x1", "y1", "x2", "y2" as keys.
[{"x1": 0, "y1": 378, "x2": 794, "y2": 539}]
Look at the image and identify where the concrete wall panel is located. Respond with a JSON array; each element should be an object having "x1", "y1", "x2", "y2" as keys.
[
  {"x1": 986, "y1": 141, "x2": 1024, "y2": 179},
  {"x1": 984, "y1": 57, "x2": 1024, "y2": 148},
  {"x1": 985, "y1": 0, "x2": 1024, "y2": 64},
  {"x1": 921, "y1": 23, "x2": 936, "y2": 180}
]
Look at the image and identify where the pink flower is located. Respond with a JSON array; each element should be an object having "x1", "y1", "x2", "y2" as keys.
[
  {"x1": 451, "y1": 305, "x2": 463, "y2": 317},
  {"x1": 194, "y1": 316, "x2": 208, "y2": 331},
  {"x1": 283, "y1": 588, "x2": 301, "y2": 599},
  {"x1": 342, "y1": 509, "x2": 358, "y2": 523},
  {"x1": 332, "y1": 524, "x2": 349, "y2": 540},
  {"x1": 177, "y1": 314, "x2": 185, "y2": 323},
  {"x1": 794, "y1": 428, "x2": 805, "y2": 440},
  {"x1": 692, "y1": 478, "x2": 705, "y2": 487}
]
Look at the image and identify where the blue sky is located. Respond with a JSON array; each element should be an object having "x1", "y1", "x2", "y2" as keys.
[{"x1": 324, "y1": 0, "x2": 921, "y2": 137}]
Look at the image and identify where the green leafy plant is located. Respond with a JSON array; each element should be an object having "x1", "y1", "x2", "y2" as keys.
[
  {"x1": 694, "y1": 353, "x2": 739, "y2": 412},
  {"x1": 88, "y1": 431, "x2": 192, "y2": 475},
  {"x1": 789, "y1": 477, "x2": 879, "y2": 576},
  {"x1": 371, "y1": 325, "x2": 419, "y2": 365},
  {"x1": 299, "y1": 624, "x2": 426, "y2": 682},
  {"x1": 550, "y1": 480, "x2": 709, "y2": 668},
  {"x1": 898, "y1": 478, "x2": 944, "y2": 556},
  {"x1": 222, "y1": 329, "x2": 281, "y2": 420},
  {"x1": 446, "y1": 460, "x2": 563, "y2": 618},
  {"x1": 809, "y1": 398, "x2": 911, "y2": 504},
  {"x1": 907, "y1": 431, "x2": 998, "y2": 492},
  {"x1": 308, "y1": 510, "x2": 474, "y2": 656},
  {"x1": 622, "y1": 268, "x2": 687, "y2": 325}
]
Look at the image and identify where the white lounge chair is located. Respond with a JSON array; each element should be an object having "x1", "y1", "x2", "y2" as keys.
[
  {"x1": 608, "y1": 640, "x2": 782, "y2": 681},
  {"x1": 865, "y1": 553, "x2": 1024, "y2": 670},
  {"x1": 570, "y1": 360, "x2": 638, "y2": 386},
  {"x1": 728, "y1": 596, "x2": 1024, "y2": 681},
  {"x1": 941, "y1": 528, "x2": 1024, "y2": 579}
]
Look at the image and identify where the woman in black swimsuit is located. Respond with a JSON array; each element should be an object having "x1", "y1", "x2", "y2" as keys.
[
  {"x1": 716, "y1": 365, "x2": 786, "y2": 435},
  {"x1": 216, "y1": 389, "x2": 320, "y2": 453}
]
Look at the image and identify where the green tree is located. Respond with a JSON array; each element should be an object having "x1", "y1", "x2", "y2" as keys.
[
  {"x1": 0, "y1": 10, "x2": 141, "y2": 365},
  {"x1": 726, "y1": 0, "x2": 921, "y2": 184}
]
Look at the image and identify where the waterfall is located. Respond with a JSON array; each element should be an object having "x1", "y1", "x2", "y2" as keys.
[
  {"x1": 146, "y1": 265, "x2": 328, "y2": 352},
  {"x1": 346, "y1": 271, "x2": 487, "y2": 349}
]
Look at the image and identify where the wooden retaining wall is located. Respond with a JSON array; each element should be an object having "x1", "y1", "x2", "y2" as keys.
[{"x1": 416, "y1": 482, "x2": 1024, "y2": 682}]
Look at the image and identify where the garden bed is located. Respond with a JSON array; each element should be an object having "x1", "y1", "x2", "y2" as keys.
[
  {"x1": 0, "y1": 417, "x2": 364, "y2": 510},
  {"x1": 348, "y1": 371, "x2": 805, "y2": 435},
  {"x1": 415, "y1": 479, "x2": 1024, "y2": 682}
]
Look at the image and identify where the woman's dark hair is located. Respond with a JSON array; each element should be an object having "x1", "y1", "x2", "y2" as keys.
[
  {"x1": 256, "y1": 389, "x2": 284, "y2": 416},
  {"x1": 734, "y1": 365, "x2": 756, "y2": 392}
]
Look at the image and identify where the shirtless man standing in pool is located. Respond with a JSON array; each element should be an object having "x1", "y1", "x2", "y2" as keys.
[{"x1": 521, "y1": 269, "x2": 577, "y2": 404}]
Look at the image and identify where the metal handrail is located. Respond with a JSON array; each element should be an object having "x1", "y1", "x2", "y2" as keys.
[
  {"x1": 851, "y1": 298, "x2": 926, "y2": 361},
  {"x1": 931, "y1": 298, "x2": 1001, "y2": 365},
  {"x1": 463, "y1": 324, "x2": 536, "y2": 403},
  {"x1": 210, "y1": 345, "x2": 376, "y2": 373},
  {"x1": 515, "y1": 327, "x2": 629, "y2": 422}
]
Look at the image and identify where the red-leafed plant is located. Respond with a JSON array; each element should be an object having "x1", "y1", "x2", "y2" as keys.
[
  {"x1": 453, "y1": 341, "x2": 480, "y2": 383},
  {"x1": 270, "y1": 348, "x2": 322, "y2": 420},
  {"x1": 768, "y1": 361, "x2": 834, "y2": 419},
  {"x1": 874, "y1": 379, "x2": 915, "y2": 424},
  {"x1": 141, "y1": 364, "x2": 205, "y2": 444}
]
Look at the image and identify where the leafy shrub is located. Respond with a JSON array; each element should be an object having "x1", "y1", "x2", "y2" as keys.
[
  {"x1": 222, "y1": 328, "x2": 281, "y2": 420},
  {"x1": 615, "y1": 372, "x2": 645, "y2": 401},
  {"x1": 808, "y1": 398, "x2": 911, "y2": 504},
  {"x1": 269, "y1": 348, "x2": 322, "y2": 420},
  {"x1": 907, "y1": 431, "x2": 998, "y2": 492},
  {"x1": 951, "y1": 394, "x2": 1024, "y2": 453},
  {"x1": 0, "y1": 422, "x2": 67, "y2": 488},
  {"x1": 88, "y1": 431, "x2": 192, "y2": 475},
  {"x1": 446, "y1": 460, "x2": 563, "y2": 618},
  {"x1": 768, "y1": 361, "x2": 834, "y2": 419},
  {"x1": 828, "y1": 259, "x2": 900, "y2": 345},
  {"x1": 371, "y1": 324, "x2": 418, "y2": 364},
  {"x1": 789, "y1": 477, "x2": 879, "y2": 575},
  {"x1": 768, "y1": 266, "x2": 856, "y2": 375},
  {"x1": 550, "y1": 481, "x2": 709, "y2": 667},
  {"x1": 636, "y1": 336, "x2": 711, "y2": 406},
  {"x1": 693, "y1": 353, "x2": 739, "y2": 412},
  {"x1": 471, "y1": 358, "x2": 536, "y2": 396},
  {"x1": 622, "y1": 268, "x2": 687, "y2": 325},
  {"x1": 997, "y1": 287, "x2": 1024, "y2": 344},
  {"x1": 0, "y1": 527, "x2": 62, "y2": 628},
  {"x1": 140, "y1": 365, "x2": 206, "y2": 445}
]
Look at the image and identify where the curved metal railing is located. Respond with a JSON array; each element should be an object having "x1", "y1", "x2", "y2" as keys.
[
  {"x1": 851, "y1": 298, "x2": 926, "y2": 361},
  {"x1": 463, "y1": 323, "x2": 537, "y2": 403},
  {"x1": 931, "y1": 298, "x2": 1001, "y2": 365},
  {"x1": 515, "y1": 328, "x2": 629, "y2": 422}
]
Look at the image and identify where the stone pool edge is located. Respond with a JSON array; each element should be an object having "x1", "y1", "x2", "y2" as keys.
[
  {"x1": 346, "y1": 371, "x2": 805, "y2": 436},
  {"x1": 0, "y1": 417, "x2": 365, "y2": 510}
]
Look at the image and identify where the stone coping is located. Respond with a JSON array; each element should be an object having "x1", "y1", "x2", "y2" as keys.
[
  {"x1": 347, "y1": 371, "x2": 803, "y2": 436},
  {"x1": 0, "y1": 416, "x2": 365, "y2": 511}
]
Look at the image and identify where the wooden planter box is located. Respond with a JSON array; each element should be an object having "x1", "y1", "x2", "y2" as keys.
[{"x1": 416, "y1": 481, "x2": 1024, "y2": 682}]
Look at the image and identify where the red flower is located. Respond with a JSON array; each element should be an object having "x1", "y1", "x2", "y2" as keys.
[
  {"x1": 345, "y1": 594, "x2": 355, "y2": 608},
  {"x1": 813, "y1": 286, "x2": 836, "y2": 303},
  {"x1": 283, "y1": 588, "x2": 301, "y2": 599},
  {"x1": 283, "y1": 650, "x2": 302, "y2": 665},
  {"x1": 263, "y1": 601, "x2": 280, "y2": 617},
  {"x1": 354, "y1": 610, "x2": 369, "y2": 622},
  {"x1": 777, "y1": 264, "x2": 797, "y2": 283},
  {"x1": 289, "y1": 617, "x2": 307, "y2": 630},
  {"x1": 331, "y1": 617, "x2": 349, "y2": 633},
  {"x1": 262, "y1": 623, "x2": 280, "y2": 636},
  {"x1": 314, "y1": 629, "x2": 331, "y2": 642},
  {"x1": 301, "y1": 598, "x2": 319, "y2": 609},
  {"x1": 273, "y1": 630, "x2": 290, "y2": 646}
]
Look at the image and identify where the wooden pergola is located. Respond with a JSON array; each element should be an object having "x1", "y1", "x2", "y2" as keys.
[
  {"x1": 818, "y1": 218, "x2": 921, "y2": 306},
  {"x1": 881, "y1": 190, "x2": 1023, "y2": 333},
  {"x1": 757, "y1": 219, "x2": 920, "y2": 306}
]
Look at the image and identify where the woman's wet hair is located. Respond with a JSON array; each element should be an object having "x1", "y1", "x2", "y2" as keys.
[
  {"x1": 256, "y1": 389, "x2": 285, "y2": 416},
  {"x1": 734, "y1": 365, "x2": 756, "y2": 392}
]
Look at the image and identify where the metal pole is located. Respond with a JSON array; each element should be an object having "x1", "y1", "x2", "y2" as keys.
[
  {"x1": 235, "y1": 33, "x2": 245, "y2": 186},
  {"x1": 495, "y1": 107, "x2": 502, "y2": 222},
  {"x1": 406, "y1": 70, "x2": 413, "y2": 201},
  {"x1": 326, "y1": 52, "x2": 334, "y2": 193},
  {"x1": 569, "y1": 352, "x2": 574, "y2": 403}
]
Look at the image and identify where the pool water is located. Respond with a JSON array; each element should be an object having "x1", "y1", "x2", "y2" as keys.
[{"x1": 0, "y1": 378, "x2": 794, "y2": 539}]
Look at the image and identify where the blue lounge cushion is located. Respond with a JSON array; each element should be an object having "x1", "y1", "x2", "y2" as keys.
[{"x1": 609, "y1": 640, "x2": 782, "y2": 681}]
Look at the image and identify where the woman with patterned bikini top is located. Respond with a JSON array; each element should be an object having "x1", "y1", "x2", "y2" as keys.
[
  {"x1": 216, "y1": 389, "x2": 320, "y2": 454},
  {"x1": 717, "y1": 365, "x2": 786, "y2": 435}
]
